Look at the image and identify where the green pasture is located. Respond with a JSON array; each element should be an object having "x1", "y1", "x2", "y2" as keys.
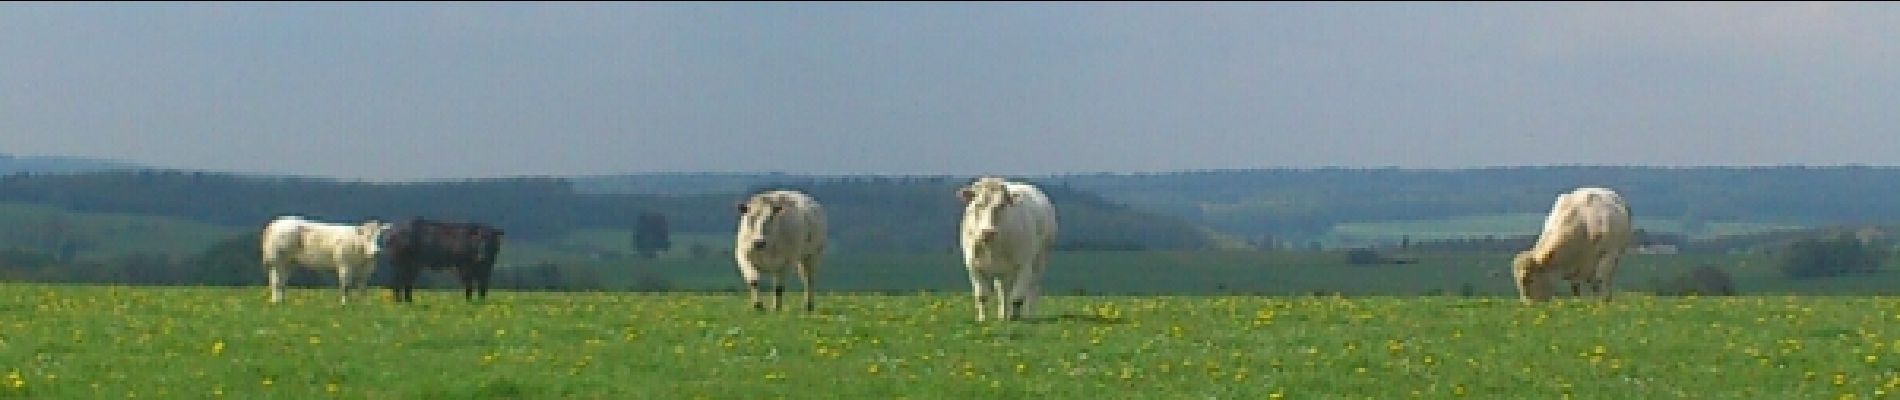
[
  {"x1": 2, "y1": 285, "x2": 1898, "y2": 398},
  {"x1": 568, "y1": 251, "x2": 1900, "y2": 297}
]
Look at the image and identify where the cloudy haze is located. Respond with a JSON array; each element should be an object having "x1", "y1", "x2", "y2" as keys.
[{"x1": 2, "y1": 2, "x2": 1897, "y2": 181}]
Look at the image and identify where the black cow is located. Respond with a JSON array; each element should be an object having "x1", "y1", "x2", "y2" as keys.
[{"x1": 384, "y1": 218, "x2": 504, "y2": 303}]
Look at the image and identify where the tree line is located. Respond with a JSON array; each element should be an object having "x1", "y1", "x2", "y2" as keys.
[
  {"x1": 0, "y1": 170, "x2": 1220, "y2": 253},
  {"x1": 1048, "y1": 166, "x2": 1900, "y2": 240},
  {"x1": 578, "y1": 166, "x2": 1900, "y2": 243}
]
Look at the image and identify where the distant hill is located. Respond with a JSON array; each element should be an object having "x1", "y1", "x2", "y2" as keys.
[
  {"x1": 575, "y1": 166, "x2": 1900, "y2": 247},
  {"x1": 0, "y1": 153, "x2": 141, "y2": 175},
  {"x1": 0, "y1": 170, "x2": 1225, "y2": 253},
  {"x1": 18, "y1": 161, "x2": 1900, "y2": 250},
  {"x1": 1045, "y1": 166, "x2": 1900, "y2": 244}
]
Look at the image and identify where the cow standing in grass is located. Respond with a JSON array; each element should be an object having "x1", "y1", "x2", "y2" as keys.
[
  {"x1": 260, "y1": 216, "x2": 392, "y2": 305},
  {"x1": 733, "y1": 190, "x2": 827, "y2": 312},
  {"x1": 384, "y1": 218, "x2": 504, "y2": 303},
  {"x1": 958, "y1": 177, "x2": 1058, "y2": 321},
  {"x1": 1513, "y1": 187, "x2": 1633, "y2": 303}
]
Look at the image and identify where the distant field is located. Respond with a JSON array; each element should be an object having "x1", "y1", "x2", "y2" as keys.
[
  {"x1": 1323, "y1": 213, "x2": 1808, "y2": 246},
  {"x1": 3, "y1": 284, "x2": 1897, "y2": 398},
  {"x1": 6, "y1": 201, "x2": 1893, "y2": 298},
  {"x1": 0, "y1": 202, "x2": 240, "y2": 259}
]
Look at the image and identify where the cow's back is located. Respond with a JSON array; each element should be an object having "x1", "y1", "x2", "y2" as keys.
[
  {"x1": 771, "y1": 191, "x2": 827, "y2": 256},
  {"x1": 1574, "y1": 188, "x2": 1633, "y2": 253},
  {"x1": 392, "y1": 220, "x2": 501, "y2": 270},
  {"x1": 1002, "y1": 183, "x2": 1057, "y2": 245},
  {"x1": 262, "y1": 217, "x2": 379, "y2": 266},
  {"x1": 1527, "y1": 188, "x2": 1631, "y2": 272},
  {"x1": 260, "y1": 217, "x2": 309, "y2": 261}
]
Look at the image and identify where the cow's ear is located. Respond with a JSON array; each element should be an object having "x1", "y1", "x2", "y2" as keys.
[
  {"x1": 736, "y1": 202, "x2": 749, "y2": 215},
  {"x1": 957, "y1": 188, "x2": 975, "y2": 203},
  {"x1": 1004, "y1": 192, "x2": 1022, "y2": 206}
]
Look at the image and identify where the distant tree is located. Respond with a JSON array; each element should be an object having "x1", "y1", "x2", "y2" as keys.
[
  {"x1": 187, "y1": 233, "x2": 261, "y2": 286},
  {"x1": 630, "y1": 271, "x2": 673, "y2": 292},
  {"x1": 14, "y1": 216, "x2": 98, "y2": 263},
  {"x1": 531, "y1": 262, "x2": 565, "y2": 290},
  {"x1": 1778, "y1": 233, "x2": 1885, "y2": 279},
  {"x1": 1345, "y1": 248, "x2": 1383, "y2": 265},
  {"x1": 688, "y1": 243, "x2": 714, "y2": 260},
  {"x1": 1654, "y1": 264, "x2": 1738, "y2": 296},
  {"x1": 632, "y1": 213, "x2": 671, "y2": 259},
  {"x1": 115, "y1": 252, "x2": 181, "y2": 285}
]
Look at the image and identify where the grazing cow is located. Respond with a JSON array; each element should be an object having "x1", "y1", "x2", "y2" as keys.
[
  {"x1": 260, "y1": 216, "x2": 393, "y2": 305},
  {"x1": 383, "y1": 218, "x2": 504, "y2": 303},
  {"x1": 733, "y1": 190, "x2": 826, "y2": 311},
  {"x1": 1513, "y1": 187, "x2": 1633, "y2": 303},
  {"x1": 958, "y1": 177, "x2": 1058, "y2": 321}
]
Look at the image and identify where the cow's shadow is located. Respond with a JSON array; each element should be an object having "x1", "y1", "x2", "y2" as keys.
[{"x1": 1016, "y1": 313, "x2": 1126, "y2": 325}]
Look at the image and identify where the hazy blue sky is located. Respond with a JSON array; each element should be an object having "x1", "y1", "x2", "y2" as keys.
[{"x1": 3, "y1": 2, "x2": 1898, "y2": 181}]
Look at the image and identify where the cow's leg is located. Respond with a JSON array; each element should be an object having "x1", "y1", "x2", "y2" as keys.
[
  {"x1": 772, "y1": 269, "x2": 787, "y2": 312},
  {"x1": 1594, "y1": 252, "x2": 1621, "y2": 302},
  {"x1": 475, "y1": 267, "x2": 492, "y2": 301},
  {"x1": 458, "y1": 267, "x2": 476, "y2": 302},
  {"x1": 967, "y1": 270, "x2": 990, "y2": 322},
  {"x1": 1023, "y1": 251, "x2": 1049, "y2": 316},
  {"x1": 1006, "y1": 262, "x2": 1040, "y2": 321},
  {"x1": 746, "y1": 280, "x2": 764, "y2": 311},
  {"x1": 393, "y1": 266, "x2": 415, "y2": 303},
  {"x1": 401, "y1": 268, "x2": 418, "y2": 303},
  {"x1": 336, "y1": 266, "x2": 353, "y2": 305},
  {"x1": 993, "y1": 275, "x2": 1012, "y2": 321},
  {"x1": 354, "y1": 264, "x2": 374, "y2": 296},
  {"x1": 266, "y1": 264, "x2": 286, "y2": 303},
  {"x1": 797, "y1": 255, "x2": 818, "y2": 312}
]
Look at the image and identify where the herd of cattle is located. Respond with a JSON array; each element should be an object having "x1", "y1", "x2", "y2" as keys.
[{"x1": 257, "y1": 176, "x2": 1633, "y2": 320}]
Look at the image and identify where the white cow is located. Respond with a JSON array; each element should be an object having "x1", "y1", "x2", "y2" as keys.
[
  {"x1": 733, "y1": 190, "x2": 827, "y2": 312},
  {"x1": 260, "y1": 216, "x2": 393, "y2": 305},
  {"x1": 958, "y1": 177, "x2": 1058, "y2": 321},
  {"x1": 1512, "y1": 187, "x2": 1633, "y2": 303}
]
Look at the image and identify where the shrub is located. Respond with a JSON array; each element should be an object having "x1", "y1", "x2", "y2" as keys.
[
  {"x1": 1654, "y1": 264, "x2": 1737, "y2": 296},
  {"x1": 1778, "y1": 233, "x2": 1885, "y2": 279}
]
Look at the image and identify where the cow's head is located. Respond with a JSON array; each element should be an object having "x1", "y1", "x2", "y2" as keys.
[
  {"x1": 959, "y1": 177, "x2": 1018, "y2": 242},
  {"x1": 1511, "y1": 251, "x2": 1554, "y2": 303},
  {"x1": 736, "y1": 193, "x2": 788, "y2": 252},
  {"x1": 474, "y1": 227, "x2": 505, "y2": 260},
  {"x1": 358, "y1": 220, "x2": 394, "y2": 255}
]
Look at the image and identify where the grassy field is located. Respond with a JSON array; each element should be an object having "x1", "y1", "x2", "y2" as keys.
[
  {"x1": 577, "y1": 250, "x2": 1900, "y2": 297},
  {"x1": 2, "y1": 284, "x2": 1898, "y2": 398}
]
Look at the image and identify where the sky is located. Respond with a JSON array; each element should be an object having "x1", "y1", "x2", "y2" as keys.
[{"x1": 3, "y1": 2, "x2": 1899, "y2": 181}]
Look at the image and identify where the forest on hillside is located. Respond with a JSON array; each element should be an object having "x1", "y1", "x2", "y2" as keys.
[
  {"x1": 1050, "y1": 166, "x2": 1900, "y2": 239},
  {"x1": 580, "y1": 166, "x2": 1900, "y2": 242},
  {"x1": 9, "y1": 166, "x2": 1900, "y2": 256},
  {"x1": 3, "y1": 167, "x2": 1899, "y2": 293},
  {"x1": 0, "y1": 170, "x2": 1221, "y2": 253}
]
